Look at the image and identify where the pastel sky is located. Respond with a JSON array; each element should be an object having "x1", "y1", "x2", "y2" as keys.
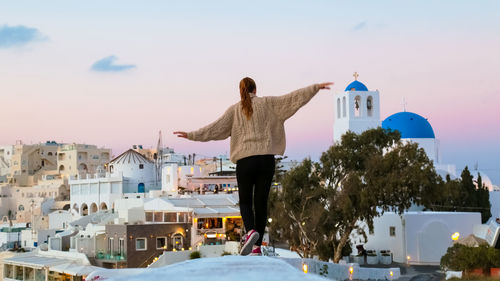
[{"x1": 0, "y1": 1, "x2": 499, "y2": 184}]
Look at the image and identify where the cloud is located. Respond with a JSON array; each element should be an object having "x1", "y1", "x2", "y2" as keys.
[
  {"x1": 352, "y1": 21, "x2": 367, "y2": 31},
  {"x1": 0, "y1": 24, "x2": 47, "y2": 48},
  {"x1": 90, "y1": 56, "x2": 136, "y2": 72}
]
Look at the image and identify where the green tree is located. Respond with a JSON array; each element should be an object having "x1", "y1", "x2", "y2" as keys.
[
  {"x1": 273, "y1": 155, "x2": 288, "y2": 184},
  {"x1": 427, "y1": 167, "x2": 491, "y2": 223},
  {"x1": 319, "y1": 128, "x2": 439, "y2": 262},
  {"x1": 269, "y1": 128, "x2": 440, "y2": 262},
  {"x1": 268, "y1": 159, "x2": 325, "y2": 258},
  {"x1": 475, "y1": 172, "x2": 492, "y2": 223}
]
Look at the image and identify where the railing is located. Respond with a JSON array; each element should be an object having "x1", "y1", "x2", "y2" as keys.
[
  {"x1": 196, "y1": 227, "x2": 224, "y2": 235},
  {"x1": 96, "y1": 251, "x2": 126, "y2": 261}
]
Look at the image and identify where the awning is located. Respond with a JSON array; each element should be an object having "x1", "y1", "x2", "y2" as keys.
[
  {"x1": 51, "y1": 263, "x2": 100, "y2": 276},
  {"x1": 193, "y1": 207, "x2": 240, "y2": 218},
  {"x1": 4, "y1": 254, "x2": 68, "y2": 269}
]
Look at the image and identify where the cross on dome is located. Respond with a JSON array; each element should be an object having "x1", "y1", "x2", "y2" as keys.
[{"x1": 353, "y1": 72, "x2": 359, "y2": 80}]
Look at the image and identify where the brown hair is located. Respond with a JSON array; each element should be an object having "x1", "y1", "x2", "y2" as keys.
[{"x1": 239, "y1": 77, "x2": 256, "y2": 120}]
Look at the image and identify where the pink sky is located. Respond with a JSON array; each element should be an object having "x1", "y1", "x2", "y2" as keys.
[{"x1": 0, "y1": 1, "x2": 499, "y2": 183}]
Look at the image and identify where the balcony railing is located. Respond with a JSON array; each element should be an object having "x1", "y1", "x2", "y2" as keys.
[{"x1": 96, "y1": 251, "x2": 126, "y2": 261}]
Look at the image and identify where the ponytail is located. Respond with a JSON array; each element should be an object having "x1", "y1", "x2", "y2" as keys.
[{"x1": 239, "y1": 77, "x2": 256, "y2": 120}]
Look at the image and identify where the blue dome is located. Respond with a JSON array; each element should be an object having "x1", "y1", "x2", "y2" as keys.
[
  {"x1": 382, "y1": 112, "x2": 435, "y2": 139},
  {"x1": 345, "y1": 80, "x2": 368, "y2": 91}
]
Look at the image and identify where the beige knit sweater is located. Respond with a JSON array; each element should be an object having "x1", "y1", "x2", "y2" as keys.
[{"x1": 187, "y1": 84, "x2": 321, "y2": 163}]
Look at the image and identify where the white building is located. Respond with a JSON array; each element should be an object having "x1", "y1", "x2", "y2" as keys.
[
  {"x1": 70, "y1": 149, "x2": 161, "y2": 216},
  {"x1": 0, "y1": 145, "x2": 13, "y2": 178},
  {"x1": 334, "y1": 73, "x2": 459, "y2": 179},
  {"x1": 336, "y1": 74, "x2": 486, "y2": 264},
  {"x1": 352, "y1": 212, "x2": 480, "y2": 264},
  {"x1": 48, "y1": 210, "x2": 73, "y2": 230},
  {"x1": 333, "y1": 74, "x2": 381, "y2": 143}
]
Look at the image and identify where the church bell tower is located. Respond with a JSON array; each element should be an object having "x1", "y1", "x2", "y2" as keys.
[{"x1": 333, "y1": 72, "x2": 381, "y2": 143}]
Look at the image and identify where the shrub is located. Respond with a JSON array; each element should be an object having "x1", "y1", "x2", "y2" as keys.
[
  {"x1": 488, "y1": 247, "x2": 500, "y2": 268},
  {"x1": 441, "y1": 244, "x2": 499, "y2": 272},
  {"x1": 189, "y1": 251, "x2": 201, "y2": 259}
]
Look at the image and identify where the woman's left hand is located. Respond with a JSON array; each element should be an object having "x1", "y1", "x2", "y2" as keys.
[
  {"x1": 318, "y1": 82, "x2": 334, "y2": 90},
  {"x1": 173, "y1": 131, "x2": 188, "y2": 139}
]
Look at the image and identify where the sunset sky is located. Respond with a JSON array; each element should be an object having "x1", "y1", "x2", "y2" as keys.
[{"x1": 1, "y1": 1, "x2": 499, "y2": 184}]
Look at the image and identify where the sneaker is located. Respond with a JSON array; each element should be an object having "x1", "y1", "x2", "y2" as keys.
[
  {"x1": 249, "y1": 246, "x2": 262, "y2": 256},
  {"x1": 240, "y1": 229, "x2": 259, "y2": 256}
]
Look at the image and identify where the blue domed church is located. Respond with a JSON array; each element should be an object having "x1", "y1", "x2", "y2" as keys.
[
  {"x1": 337, "y1": 73, "x2": 484, "y2": 266},
  {"x1": 334, "y1": 72, "x2": 448, "y2": 173}
]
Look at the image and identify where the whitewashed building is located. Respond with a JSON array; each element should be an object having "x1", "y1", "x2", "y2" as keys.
[
  {"x1": 70, "y1": 149, "x2": 161, "y2": 216},
  {"x1": 333, "y1": 73, "x2": 381, "y2": 143},
  {"x1": 335, "y1": 74, "x2": 486, "y2": 264},
  {"x1": 351, "y1": 212, "x2": 481, "y2": 264}
]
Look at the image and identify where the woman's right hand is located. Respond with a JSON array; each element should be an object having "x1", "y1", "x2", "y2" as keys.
[
  {"x1": 319, "y1": 82, "x2": 334, "y2": 90},
  {"x1": 173, "y1": 131, "x2": 188, "y2": 139}
]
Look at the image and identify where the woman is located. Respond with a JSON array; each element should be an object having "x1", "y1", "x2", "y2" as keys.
[{"x1": 174, "y1": 77, "x2": 332, "y2": 256}]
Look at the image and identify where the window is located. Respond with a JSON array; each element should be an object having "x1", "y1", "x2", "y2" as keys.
[
  {"x1": 389, "y1": 226, "x2": 396, "y2": 237},
  {"x1": 367, "y1": 96, "x2": 373, "y2": 117},
  {"x1": 164, "y1": 213, "x2": 177, "y2": 222},
  {"x1": 153, "y1": 212, "x2": 163, "y2": 222},
  {"x1": 145, "y1": 212, "x2": 153, "y2": 222},
  {"x1": 342, "y1": 97, "x2": 346, "y2": 117},
  {"x1": 337, "y1": 98, "x2": 341, "y2": 119},
  {"x1": 178, "y1": 212, "x2": 187, "y2": 223},
  {"x1": 172, "y1": 234, "x2": 183, "y2": 251},
  {"x1": 139, "y1": 164, "x2": 144, "y2": 169},
  {"x1": 119, "y1": 238, "x2": 125, "y2": 256},
  {"x1": 136, "y1": 238, "x2": 147, "y2": 251},
  {"x1": 18, "y1": 205, "x2": 24, "y2": 211},
  {"x1": 354, "y1": 95, "x2": 361, "y2": 117},
  {"x1": 108, "y1": 238, "x2": 114, "y2": 253},
  {"x1": 198, "y1": 218, "x2": 223, "y2": 229},
  {"x1": 156, "y1": 237, "x2": 166, "y2": 249}
]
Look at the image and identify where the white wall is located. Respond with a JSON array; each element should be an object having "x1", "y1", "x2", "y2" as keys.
[
  {"x1": 70, "y1": 174, "x2": 123, "y2": 215},
  {"x1": 178, "y1": 165, "x2": 202, "y2": 188},
  {"x1": 115, "y1": 198, "x2": 145, "y2": 224},
  {"x1": 351, "y1": 211, "x2": 481, "y2": 264},
  {"x1": 403, "y1": 138, "x2": 439, "y2": 164},
  {"x1": 0, "y1": 232, "x2": 20, "y2": 247},
  {"x1": 490, "y1": 191, "x2": 500, "y2": 219},
  {"x1": 48, "y1": 210, "x2": 73, "y2": 229},
  {"x1": 351, "y1": 213, "x2": 405, "y2": 262},
  {"x1": 404, "y1": 212, "x2": 480, "y2": 265},
  {"x1": 162, "y1": 164, "x2": 178, "y2": 194},
  {"x1": 111, "y1": 161, "x2": 156, "y2": 192}
]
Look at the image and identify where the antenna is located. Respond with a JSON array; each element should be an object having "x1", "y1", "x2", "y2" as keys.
[
  {"x1": 155, "y1": 130, "x2": 163, "y2": 187},
  {"x1": 402, "y1": 97, "x2": 407, "y2": 112}
]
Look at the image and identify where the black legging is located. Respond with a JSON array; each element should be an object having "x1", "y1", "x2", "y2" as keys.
[{"x1": 236, "y1": 154, "x2": 275, "y2": 246}]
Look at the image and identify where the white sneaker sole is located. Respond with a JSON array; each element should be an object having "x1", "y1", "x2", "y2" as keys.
[{"x1": 240, "y1": 232, "x2": 260, "y2": 256}]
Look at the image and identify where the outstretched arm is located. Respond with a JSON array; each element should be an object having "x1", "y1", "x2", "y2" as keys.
[
  {"x1": 266, "y1": 82, "x2": 333, "y2": 121},
  {"x1": 174, "y1": 106, "x2": 234, "y2": 142}
]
